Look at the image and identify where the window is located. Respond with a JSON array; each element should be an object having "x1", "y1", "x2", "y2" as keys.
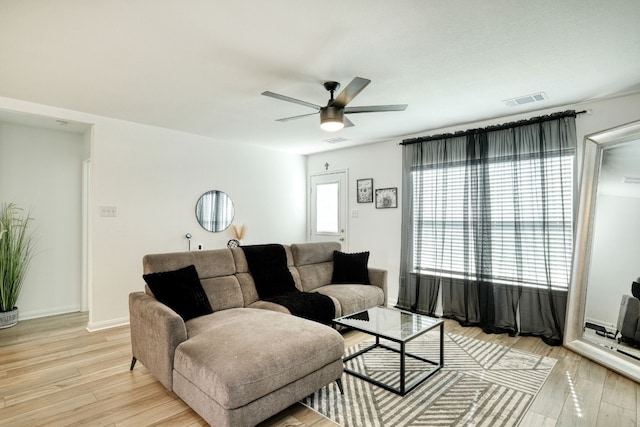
[
  {"x1": 316, "y1": 182, "x2": 339, "y2": 233},
  {"x1": 412, "y1": 153, "x2": 573, "y2": 290}
]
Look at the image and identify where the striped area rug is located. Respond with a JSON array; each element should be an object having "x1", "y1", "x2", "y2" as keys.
[{"x1": 301, "y1": 331, "x2": 556, "y2": 427}]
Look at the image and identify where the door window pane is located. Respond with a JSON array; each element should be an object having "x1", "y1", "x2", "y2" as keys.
[{"x1": 316, "y1": 182, "x2": 339, "y2": 233}]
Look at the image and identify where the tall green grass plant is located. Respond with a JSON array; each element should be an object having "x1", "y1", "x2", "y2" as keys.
[{"x1": 0, "y1": 203, "x2": 35, "y2": 312}]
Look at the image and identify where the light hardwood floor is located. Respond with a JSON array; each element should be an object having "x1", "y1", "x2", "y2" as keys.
[{"x1": 0, "y1": 312, "x2": 638, "y2": 427}]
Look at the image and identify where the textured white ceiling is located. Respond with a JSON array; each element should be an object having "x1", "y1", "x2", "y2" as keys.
[{"x1": 1, "y1": 0, "x2": 639, "y2": 154}]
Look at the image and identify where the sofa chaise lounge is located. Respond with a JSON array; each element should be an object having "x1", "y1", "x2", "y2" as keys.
[{"x1": 129, "y1": 242, "x2": 387, "y2": 426}]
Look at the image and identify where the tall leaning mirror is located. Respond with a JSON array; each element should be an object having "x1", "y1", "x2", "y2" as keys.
[{"x1": 565, "y1": 119, "x2": 640, "y2": 382}]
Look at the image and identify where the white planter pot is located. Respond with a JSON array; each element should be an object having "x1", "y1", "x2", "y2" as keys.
[{"x1": 0, "y1": 307, "x2": 18, "y2": 329}]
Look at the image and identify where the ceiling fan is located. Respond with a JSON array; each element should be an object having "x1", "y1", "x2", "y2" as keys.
[{"x1": 261, "y1": 77, "x2": 407, "y2": 132}]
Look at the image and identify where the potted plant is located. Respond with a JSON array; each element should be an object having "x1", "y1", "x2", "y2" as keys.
[{"x1": 0, "y1": 203, "x2": 35, "y2": 328}]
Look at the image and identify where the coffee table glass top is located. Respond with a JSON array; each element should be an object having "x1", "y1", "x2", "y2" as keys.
[{"x1": 334, "y1": 306, "x2": 442, "y2": 342}]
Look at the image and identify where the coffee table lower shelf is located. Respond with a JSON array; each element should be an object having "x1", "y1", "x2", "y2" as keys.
[{"x1": 343, "y1": 327, "x2": 443, "y2": 396}]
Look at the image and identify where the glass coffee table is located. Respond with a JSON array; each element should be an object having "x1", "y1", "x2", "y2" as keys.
[{"x1": 333, "y1": 306, "x2": 443, "y2": 396}]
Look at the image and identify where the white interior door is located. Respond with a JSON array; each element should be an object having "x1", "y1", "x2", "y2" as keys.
[{"x1": 309, "y1": 171, "x2": 348, "y2": 249}]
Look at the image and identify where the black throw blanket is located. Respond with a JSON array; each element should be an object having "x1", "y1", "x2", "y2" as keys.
[{"x1": 241, "y1": 244, "x2": 335, "y2": 324}]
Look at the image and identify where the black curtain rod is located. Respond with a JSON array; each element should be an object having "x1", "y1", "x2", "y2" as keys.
[{"x1": 400, "y1": 110, "x2": 586, "y2": 146}]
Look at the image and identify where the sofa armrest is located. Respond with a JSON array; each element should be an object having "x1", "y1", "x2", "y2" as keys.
[
  {"x1": 368, "y1": 267, "x2": 388, "y2": 307},
  {"x1": 129, "y1": 292, "x2": 188, "y2": 390}
]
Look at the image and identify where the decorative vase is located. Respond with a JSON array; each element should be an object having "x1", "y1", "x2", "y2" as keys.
[{"x1": 0, "y1": 307, "x2": 18, "y2": 329}]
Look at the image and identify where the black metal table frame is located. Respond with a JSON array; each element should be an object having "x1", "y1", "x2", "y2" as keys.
[{"x1": 339, "y1": 319, "x2": 444, "y2": 396}]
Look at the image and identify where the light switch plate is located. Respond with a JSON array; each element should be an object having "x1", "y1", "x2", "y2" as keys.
[{"x1": 99, "y1": 206, "x2": 118, "y2": 217}]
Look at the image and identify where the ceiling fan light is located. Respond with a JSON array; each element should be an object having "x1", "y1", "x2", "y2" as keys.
[
  {"x1": 320, "y1": 119, "x2": 344, "y2": 132},
  {"x1": 320, "y1": 107, "x2": 344, "y2": 132}
]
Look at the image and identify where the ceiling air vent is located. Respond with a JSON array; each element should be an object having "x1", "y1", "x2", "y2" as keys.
[
  {"x1": 623, "y1": 176, "x2": 640, "y2": 184},
  {"x1": 503, "y1": 92, "x2": 548, "y2": 107},
  {"x1": 323, "y1": 137, "x2": 349, "y2": 144}
]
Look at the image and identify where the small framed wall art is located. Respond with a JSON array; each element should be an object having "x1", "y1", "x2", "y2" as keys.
[
  {"x1": 375, "y1": 187, "x2": 398, "y2": 208},
  {"x1": 356, "y1": 178, "x2": 373, "y2": 203}
]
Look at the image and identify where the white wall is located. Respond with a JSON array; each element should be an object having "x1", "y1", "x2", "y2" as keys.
[
  {"x1": 586, "y1": 194, "x2": 640, "y2": 328},
  {"x1": 307, "y1": 143, "x2": 403, "y2": 306},
  {"x1": 308, "y1": 92, "x2": 640, "y2": 307},
  {"x1": 0, "y1": 97, "x2": 307, "y2": 330},
  {"x1": 88, "y1": 120, "x2": 307, "y2": 329},
  {"x1": 0, "y1": 122, "x2": 86, "y2": 319}
]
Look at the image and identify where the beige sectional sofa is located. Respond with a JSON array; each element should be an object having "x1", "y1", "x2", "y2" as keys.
[{"x1": 129, "y1": 242, "x2": 387, "y2": 427}]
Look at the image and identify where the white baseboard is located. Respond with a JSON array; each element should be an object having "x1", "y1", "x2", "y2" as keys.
[
  {"x1": 17, "y1": 305, "x2": 82, "y2": 321},
  {"x1": 18, "y1": 307, "x2": 129, "y2": 332},
  {"x1": 585, "y1": 316, "x2": 617, "y2": 331},
  {"x1": 86, "y1": 316, "x2": 129, "y2": 332}
]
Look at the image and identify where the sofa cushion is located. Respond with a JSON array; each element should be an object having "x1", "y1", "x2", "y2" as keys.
[
  {"x1": 331, "y1": 250, "x2": 370, "y2": 285},
  {"x1": 296, "y1": 262, "x2": 334, "y2": 292},
  {"x1": 173, "y1": 308, "x2": 344, "y2": 409},
  {"x1": 247, "y1": 296, "x2": 342, "y2": 318},
  {"x1": 313, "y1": 284, "x2": 385, "y2": 317},
  {"x1": 291, "y1": 242, "x2": 341, "y2": 266},
  {"x1": 247, "y1": 299, "x2": 292, "y2": 314},
  {"x1": 144, "y1": 249, "x2": 244, "y2": 311},
  {"x1": 198, "y1": 275, "x2": 244, "y2": 312},
  {"x1": 142, "y1": 264, "x2": 213, "y2": 321},
  {"x1": 143, "y1": 249, "x2": 236, "y2": 278},
  {"x1": 185, "y1": 307, "x2": 262, "y2": 337}
]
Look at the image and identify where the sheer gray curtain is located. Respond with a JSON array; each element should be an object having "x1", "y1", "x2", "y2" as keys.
[{"x1": 397, "y1": 112, "x2": 576, "y2": 345}]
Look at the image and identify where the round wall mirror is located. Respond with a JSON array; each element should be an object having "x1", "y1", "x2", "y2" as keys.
[{"x1": 195, "y1": 190, "x2": 235, "y2": 232}]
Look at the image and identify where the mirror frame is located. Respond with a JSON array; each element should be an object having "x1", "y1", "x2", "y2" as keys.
[{"x1": 565, "y1": 119, "x2": 640, "y2": 382}]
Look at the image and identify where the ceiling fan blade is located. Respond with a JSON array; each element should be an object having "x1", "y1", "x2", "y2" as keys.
[
  {"x1": 343, "y1": 116, "x2": 355, "y2": 128},
  {"x1": 331, "y1": 77, "x2": 371, "y2": 108},
  {"x1": 275, "y1": 112, "x2": 319, "y2": 122},
  {"x1": 345, "y1": 104, "x2": 408, "y2": 114},
  {"x1": 261, "y1": 91, "x2": 322, "y2": 111}
]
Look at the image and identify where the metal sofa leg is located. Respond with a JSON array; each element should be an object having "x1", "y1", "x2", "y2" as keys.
[
  {"x1": 130, "y1": 357, "x2": 137, "y2": 371},
  {"x1": 336, "y1": 378, "x2": 344, "y2": 394}
]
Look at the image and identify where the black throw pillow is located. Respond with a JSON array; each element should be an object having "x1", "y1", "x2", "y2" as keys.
[
  {"x1": 632, "y1": 280, "x2": 640, "y2": 299},
  {"x1": 331, "y1": 250, "x2": 370, "y2": 285},
  {"x1": 142, "y1": 264, "x2": 213, "y2": 321}
]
